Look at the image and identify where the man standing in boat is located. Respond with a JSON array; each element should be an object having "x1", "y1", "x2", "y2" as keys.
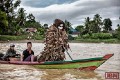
[
  {"x1": 21, "y1": 42, "x2": 35, "y2": 61},
  {"x1": 38, "y1": 19, "x2": 69, "y2": 61}
]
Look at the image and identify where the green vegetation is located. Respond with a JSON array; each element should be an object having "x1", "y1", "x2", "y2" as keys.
[
  {"x1": 0, "y1": 0, "x2": 120, "y2": 43},
  {"x1": 73, "y1": 14, "x2": 120, "y2": 43},
  {"x1": 0, "y1": 35, "x2": 27, "y2": 41},
  {"x1": 72, "y1": 39, "x2": 120, "y2": 43}
]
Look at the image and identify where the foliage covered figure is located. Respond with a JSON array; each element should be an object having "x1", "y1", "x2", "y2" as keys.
[{"x1": 38, "y1": 19, "x2": 69, "y2": 61}]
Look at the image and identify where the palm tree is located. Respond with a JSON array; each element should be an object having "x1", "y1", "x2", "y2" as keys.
[
  {"x1": 84, "y1": 17, "x2": 91, "y2": 33},
  {"x1": 93, "y1": 14, "x2": 102, "y2": 32},
  {"x1": 17, "y1": 8, "x2": 26, "y2": 26}
]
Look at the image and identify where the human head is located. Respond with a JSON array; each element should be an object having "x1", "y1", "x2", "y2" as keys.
[
  {"x1": 53, "y1": 19, "x2": 66, "y2": 31},
  {"x1": 10, "y1": 43, "x2": 15, "y2": 50},
  {"x1": 27, "y1": 42, "x2": 32, "y2": 50}
]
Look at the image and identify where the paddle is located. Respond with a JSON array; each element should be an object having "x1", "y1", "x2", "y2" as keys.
[
  {"x1": 63, "y1": 46, "x2": 73, "y2": 60},
  {"x1": 65, "y1": 49, "x2": 73, "y2": 60}
]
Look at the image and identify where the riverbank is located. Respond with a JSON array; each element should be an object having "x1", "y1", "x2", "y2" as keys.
[
  {"x1": 0, "y1": 40, "x2": 44, "y2": 43},
  {"x1": 0, "y1": 35, "x2": 120, "y2": 43},
  {"x1": 0, "y1": 39, "x2": 120, "y2": 44}
]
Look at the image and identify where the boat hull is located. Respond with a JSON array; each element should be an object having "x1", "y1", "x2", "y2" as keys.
[
  {"x1": 0, "y1": 54, "x2": 113, "y2": 70},
  {"x1": 34, "y1": 60, "x2": 105, "y2": 70}
]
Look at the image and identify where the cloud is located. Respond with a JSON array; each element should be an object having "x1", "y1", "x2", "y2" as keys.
[
  {"x1": 21, "y1": 0, "x2": 78, "y2": 8},
  {"x1": 19, "y1": 0, "x2": 120, "y2": 29}
]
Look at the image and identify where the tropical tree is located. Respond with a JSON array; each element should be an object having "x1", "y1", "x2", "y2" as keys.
[
  {"x1": 16, "y1": 8, "x2": 26, "y2": 27},
  {"x1": 115, "y1": 24, "x2": 120, "y2": 40},
  {"x1": 64, "y1": 20, "x2": 72, "y2": 33},
  {"x1": 103, "y1": 18, "x2": 112, "y2": 32},
  {"x1": 27, "y1": 13, "x2": 35, "y2": 23},
  {"x1": 84, "y1": 17, "x2": 90, "y2": 30},
  {"x1": 75, "y1": 25, "x2": 84, "y2": 33},
  {"x1": 75, "y1": 25, "x2": 84, "y2": 36},
  {"x1": 93, "y1": 14, "x2": 102, "y2": 33},
  {"x1": 0, "y1": 0, "x2": 21, "y2": 34},
  {"x1": 89, "y1": 20, "x2": 96, "y2": 33},
  {"x1": 0, "y1": 10, "x2": 8, "y2": 34},
  {"x1": 0, "y1": 0, "x2": 21, "y2": 27}
]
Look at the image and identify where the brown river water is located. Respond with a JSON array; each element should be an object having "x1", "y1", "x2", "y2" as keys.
[{"x1": 0, "y1": 43, "x2": 120, "y2": 80}]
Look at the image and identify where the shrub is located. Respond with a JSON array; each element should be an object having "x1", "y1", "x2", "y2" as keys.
[
  {"x1": 112, "y1": 33, "x2": 118, "y2": 38},
  {"x1": 82, "y1": 34, "x2": 90, "y2": 39},
  {"x1": 68, "y1": 35, "x2": 74, "y2": 40},
  {"x1": 91, "y1": 33, "x2": 113, "y2": 39},
  {"x1": 34, "y1": 34, "x2": 44, "y2": 40},
  {"x1": 0, "y1": 35, "x2": 27, "y2": 41},
  {"x1": 116, "y1": 32, "x2": 120, "y2": 40}
]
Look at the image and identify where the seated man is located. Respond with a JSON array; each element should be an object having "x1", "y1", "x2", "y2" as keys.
[
  {"x1": 2, "y1": 44, "x2": 18, "y2": 61},
  {"x1": 0, "y1": 53, "x2": 4, "y2": 60},
  {"x1": 22, "y1": 42, "x2": 35, "y2": 61}
]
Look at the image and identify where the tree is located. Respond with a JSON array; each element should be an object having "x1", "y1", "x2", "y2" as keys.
[
  {"x1": 24, "y1": 21, "x2": 42, "y2": 28},
  {"x1": 116, "y1": 24, "x2": 120, "y2": 32},
  {"x1": 43, "y1": 24, "x2": 48, "y2": 29},
  {"x1": 64, "y1": 20, "x2": 72, "y2": 33},
  {"x1": 116, "y1": 24, "x2": 120, "y2": 40},
  {"x1": 93, "y1": 14, "x2": 102, "y2": 33},
  {"x1": 16, "y1": 8, "x2": 26, "y2": 26},
  {"x1": 75, "y1": 25, "x2": 84, "y2": 33},
  {"x1": 0, "y1": 0, "x2": 21, "y2": 27},
  {"x1": 103, "y1": 18, "x2": 112, "y2": 32},
  {"x1": 23, "y1": 13, "x2": 42, "y2": 28},
  {"x1": 75, "y1": 25, "x2": 84, "y2": 36},
  {"x1": 0, "y1": 0, "x2": 21, "y2": 34},
  {"x1": 0, "y1": 10, "x2": 8, "y2": 34},
  {"x1": 37, "y1": 27, "x2": 45, "y2": 35},
  {"x1": 27, "y1": 13, "x2": 35, "y2": 23},
  {"x1": 84, "y1": 17, "x2": 93, "y2": 34},
  {"x1": 84, "y1": 17, "x2": 90, "y2": 30},
  {"x1": 89, "y1": 20, "x2": 96, "y2": 33}
]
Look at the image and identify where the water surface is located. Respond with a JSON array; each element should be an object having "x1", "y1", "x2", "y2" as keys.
[{"x1": 0, "y1": 43, "x2": 120, "y2": 80}]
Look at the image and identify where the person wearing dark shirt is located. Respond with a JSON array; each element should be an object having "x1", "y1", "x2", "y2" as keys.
[
  {"x1": 22, "y1": 42, "x2": 34, "y2": 61},
  {"x1": 2, "y1": 44, "x2": 17, "y2": 61}
]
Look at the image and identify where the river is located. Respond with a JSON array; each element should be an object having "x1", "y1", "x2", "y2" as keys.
[{"x1": 0, "y1": 43, "x2": 120, "y2": 80}]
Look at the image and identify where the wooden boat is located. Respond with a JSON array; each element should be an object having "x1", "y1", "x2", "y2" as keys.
[{"x1": 0, "y1": 54, "x2": 113, "y2": 70}]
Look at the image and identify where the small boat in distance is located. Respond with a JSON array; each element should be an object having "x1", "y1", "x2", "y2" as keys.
[{"x1": 0, "y1": 54, "x2": 114, "y2": 70}]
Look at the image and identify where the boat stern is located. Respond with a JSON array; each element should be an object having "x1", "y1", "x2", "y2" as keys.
[{"x1": 103, "y1": 54, "x2": 114, "y2": 60}]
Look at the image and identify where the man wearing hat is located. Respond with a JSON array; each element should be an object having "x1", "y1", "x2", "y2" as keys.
[{"x1": 2, "y1": 43, "x2": 17, "y2": 61}]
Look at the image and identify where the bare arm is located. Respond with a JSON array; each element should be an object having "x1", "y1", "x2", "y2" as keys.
[{"x1": 20, "y1": 54, "x2": 24, "y2": 61}]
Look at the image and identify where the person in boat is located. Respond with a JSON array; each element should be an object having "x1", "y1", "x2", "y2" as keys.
[
  {"x1": 2, "y1": 44, "x2": 18, "y2": 61},
  {"x1": 0, "y1": 53, "x2": 4, "y2": 60},
  {"x1": 38, "y1": 19, "x2": 69, "y2": 61},
  {"x1": 21, "y1": 42, "x2": 35, "y2": 61}
]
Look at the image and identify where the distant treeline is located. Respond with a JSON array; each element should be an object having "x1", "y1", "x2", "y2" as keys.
[{"x1": 0, "y1": 0, "x2": 120, "y2": 41}]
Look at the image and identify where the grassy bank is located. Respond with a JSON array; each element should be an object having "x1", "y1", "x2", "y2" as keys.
[
  {"x1": 0, "y1": 35, "x2": 120, "y2": 43},
  {"x1": 70, "y1": 39, "x2": 120, "y2": 43},
  {"x1": 0, "y1": 35, "x2": 27, "y2": 41}
]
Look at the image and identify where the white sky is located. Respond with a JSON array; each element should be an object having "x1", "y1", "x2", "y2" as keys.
[{"x1": 18, "y1": 0, "x2": 120, "y2": 29}]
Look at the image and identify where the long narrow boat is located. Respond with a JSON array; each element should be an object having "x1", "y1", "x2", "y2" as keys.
[{"x1": 0, "y1": 54, "x2": 113, "y2": 70}]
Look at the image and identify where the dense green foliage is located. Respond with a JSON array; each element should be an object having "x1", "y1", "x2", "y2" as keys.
[
  {"x1": 0, "y1": 0, "x2": 43, "y2": 35},
  {"x1": 0, "y1": 0, "x2": 120, "y2": 43},
  {"x1": 0, "y1": 35, "x2": 27, "y2": 41},
  {"x1": 91, "y1": 33, "x2": 113, "y2": 39},
  {"x1": 0, "y1": 10, "x2": 8, "y2": 34}
]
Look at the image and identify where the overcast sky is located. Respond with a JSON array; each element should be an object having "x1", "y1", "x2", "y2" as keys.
[{"x1": 19, "y1": 0, "x2": 120, "y2": 29}]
